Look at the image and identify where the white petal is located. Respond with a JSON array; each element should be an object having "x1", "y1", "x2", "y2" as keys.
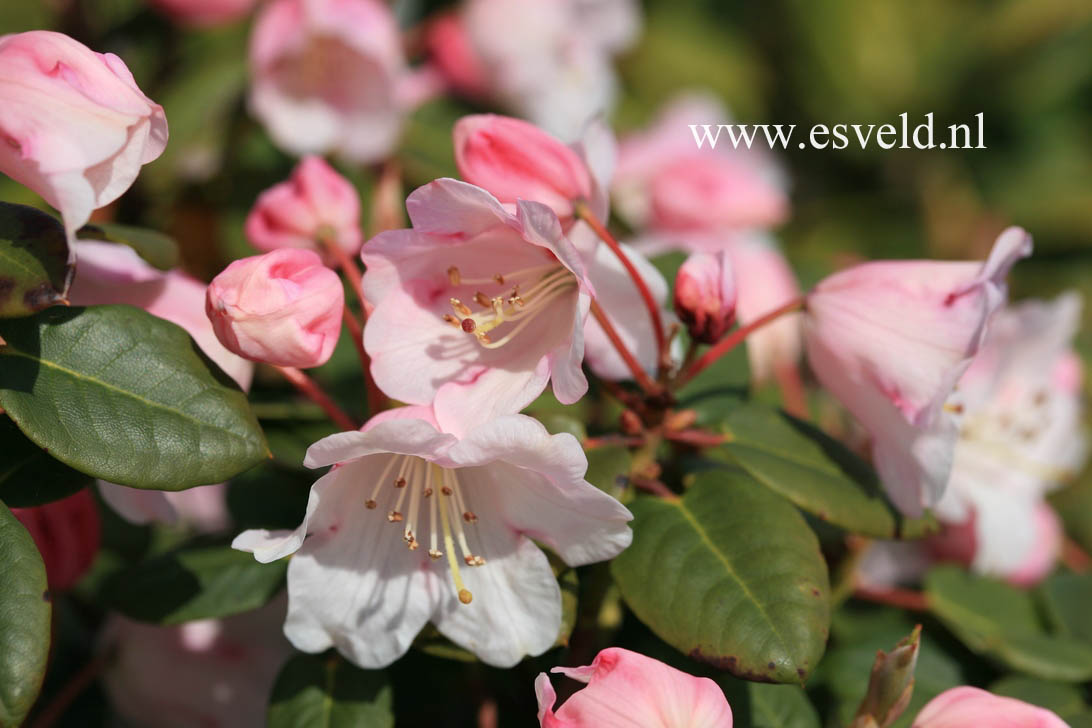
[
  {"x1": 304, "y1": 418, "x2": 456, "y2": 469},
  {"x1": 98, "y1": 481, "x2": 179, "y2": 526}
]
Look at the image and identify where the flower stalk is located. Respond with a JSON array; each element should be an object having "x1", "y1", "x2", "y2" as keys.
[{"x1": 276, "y1": 366, "x2": 359, "y2": 432}]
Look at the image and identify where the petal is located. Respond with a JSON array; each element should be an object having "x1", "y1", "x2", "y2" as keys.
[
  {"x1": 279, "y1": 458, "x2": 445, "y2": 668},
  {"x1": 98, "y1": 481, "x2": 178, "y2": 526},
  {"x1": 912, "y1": 686, "x2": 1068, "y2": 728},
  {"x1": 405, "y1": 178, "x2": 512, "y2": 237},
  {"x1": 303, "y1": 417, "x2": 455, "y2": 469},
  {"x1": 551, "y1": 648, "x2": 734, "y2": 728}
]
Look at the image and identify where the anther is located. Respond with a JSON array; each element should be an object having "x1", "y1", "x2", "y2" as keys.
[
  {"x1": 395, "y1": 477, "x2": 406, "y2": 488},
  {"x1": 441, "y1": 486, "x2": 453, "y2": 496},
  {"x1": 447, "y1": 266, "x2": 461, "y2": 285},
  {"x1": 493, "y1": 273, "x2": 504, "y2": 285},
  {"x1": 459, "y1": 589, "x2": 473, "y2": 604},
  {"x1": 475, "y1": 332, "x2": 491, "y2": 344},
  {"x1": 424, "y1": 488, "x2": 433, "y2": 498},
  {"x1": 463, "y1": 511, "x2": 477, "y2": 523},
  {"x1": 387, "y1": 511, "x2": 403, "y2": 522},
  {"x1": 365, "y1": 499, "x2": 377, "y2": 509},
  {"x1": 428, "y1": 549, "x2": 443, "y2": 560},
  {"x1": 450, "y1": 298, "x2": 472, "y2": 317},
  {"x1": 443, "y1": 314, "x2": 461, "y2": 328},
  {"x1": 461, "y1": 318, "x2": 476, "y2": 333},
  {"x1": 474, "y1": 291, "x2": 491, "y2": 308}
]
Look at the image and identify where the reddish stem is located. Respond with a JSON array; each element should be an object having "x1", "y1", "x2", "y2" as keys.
[
  {"x1": 664, "y1": 429, "x2": 729, "y2": 448},
  {"x1": 590, "y1": 299, "x2": 661, "y2": 397},
  {"x1": 277, "y1": 366, "x2": 358, "y2": 432},
  {"x1": 583, "y1": 435, "x2": 645, "y2": 450},
  {"x1": 575, "y1": 202, "x2": 666, "y2": 368},
  {"x1": 853, "y1": 586, "x2": 929, "y2": 612},
  {"x1": 30, "y1": 655, "x2": 108, "y2": 728},
  {"x1": 630, "y1": 475, "x2": 676, "y2": 499},
  {"x1": 678, "y1": 297, "x2": 805, "y2": 387}
]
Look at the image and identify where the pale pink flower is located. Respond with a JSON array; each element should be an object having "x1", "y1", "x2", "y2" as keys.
[
  {"x1": 233, "y1": 407, "x2": 632, "y2": 668},
  {"x1": 0, "y1": 31, "x2": 167, "y2": 241},
  {"x1": 100, "y1": 600, "x2": 292, "y2": 728},
  {"x1": 613, "y1": 95, "x2": 786, "y2": 237},
  {"x1": 11, "y1": 490, "x2": 100, "y2": 592},
  {"x1": 207, "y1": 248, "x2": 344, "y2": 368},
  {"x1": 675, "y1": 251, "x2": 736, "y2": 344},
  {"x1": 361, "y1": 179, "x2": 592, "y2": 435},
  {"x1": 440, "y1": 0, "x2": 640, "y2": 139},
  {"x1": 912, "y1": 687, "x2": 1068, "y2": 728},
  {"x1": 804, "y1": 227, "x2": 1032, "y2": 516},
  {"x1": 454, "y1": 114, "x2": 596, "y2": 226},
  {"x1": 69, "y1": 240, "x2": 253, "y2": 529},
  {"x1": 931, "y1": 293, "x2": 1086, "y2": 582},
  {"x1": 729, "y1": 236, "x2": 803, "y2": 383},
  {"x1": 245, "y1": 155, "x2": 362, "y2": 258},
  {"x1": 535, "y1": 648, "x2": 733, "y2": 728},
  {"x1": 148, "y1": 0, "x2": 257, "y2": 26},
  {"x1": 248, "y1": 0, "x2": 409, "y2": 163}
]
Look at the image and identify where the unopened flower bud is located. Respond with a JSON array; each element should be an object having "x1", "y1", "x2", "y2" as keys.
[
  {"x1": 245, "y1": 156, "x2": 362, "y2": 258},
  {"x1": 674, "y1": 251, "x2": 737, "y2": 344},
  {"x1": 206, "y1": 249, "x2": 344, "y2": 368},
  {"x1": 453, "y1": 114, "x2": 594, "y2": 224}
]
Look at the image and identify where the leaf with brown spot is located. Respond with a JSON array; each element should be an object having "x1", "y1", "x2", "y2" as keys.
[{"x1": 0, "y1": 202, "x2": 72, "y2": 318}]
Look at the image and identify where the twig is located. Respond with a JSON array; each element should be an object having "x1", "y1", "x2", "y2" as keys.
[
  {"x1": 1063, "y1": 537, "x2": 1092, "y2": 573},
  {"x1": 276, "y1": 366, "x2": 358, "y2": 431},
  {"x1": 853, "y1": 586, "x2": 929, "y2": 612},
  {"x1": 30, "y1": 654, "x2": 109, "y2": 728},
  {"x1": 590, "y1": 299, "x2": 661, "y2": 398}
]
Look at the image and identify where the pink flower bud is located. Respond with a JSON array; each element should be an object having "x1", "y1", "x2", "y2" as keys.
[
  {"x1": 453, "y1": 114, "x2": 595, "y2": 224},
  {"x1": 245, "y1": 156, "x2": 362, "y2": 258},
  {"x1": 0, "y1": 31, "x2": 167, "y2": 239},
  {"x1": 12, "y1": 490, "x2": 101, "y2": 592},
  {"x1": 206, "y1": 249, "x2": 344, "y2": 368},
  {"x1": 147, "y1": 0, "x2": 257, "y2": 27},
  {"x1": 425, "y1": 13, "x2": 491, "y2": 100},
  {"x1": 912, "y1": 687, "x2": 1068, "y2": 728},
  {"x1": 674, "y1": 251, "x2": 737, "y2": 344}
]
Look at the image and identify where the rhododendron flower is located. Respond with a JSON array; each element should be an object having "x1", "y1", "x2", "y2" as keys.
[
  {"x1": 613, "y1": 95, "x2": 786, "y2": 237},
  {"x1": 245, "y1": 155, "x2": 362, "y2": 258},
  {"x1": 932, "y1": 293, "x2": 1086, "y2": 583},
  {"x1": 911, "y1": 687, "x2": 1068, "y2": 728},
  {"x1": 729, "y1": 236, "x2": 803, "y2": 383},
  {"x1": 535, "y1": 648, "x2": 733, "y2": 727},
  {"x1": 207, "y1": 249, "x2": 344, "y2": 368},
  {"x1": 12, "y1": 490, "x2": 100, "y2": 591},
  {"x1": 101, "y1": 600, "x2": 292, "y2": 728},
  {"x1": 148, "y1": 0, "x2": 257, "y2": 27},
  {"x1": 233, "y1": 408, "x2": 632, "y2": 668},
  {"x1": 362, "y1": 179, "x2": 593, "y2": 435},
  {"x1": 0, "y1": 31, "x2": 167, "y2": 241},
  {"x1": 248, "y1": 0, "x2": 410, "y2": 163},
  {"x1": 68, "y1": 239, "x2": 254, "y2": 529},
  {"x1": 805, "y1": 227, "x2": 1032, "y2": 516},
  {"x1": 675, "y1": 251, "x2": 737, "y2": 344},
  {"x1": 432, "y1": 0, "x2": 640, "y2": 139}
]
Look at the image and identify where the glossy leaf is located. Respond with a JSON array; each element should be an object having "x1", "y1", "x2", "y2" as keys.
[
  {"x1": 989, "y1": 676, "x2": 1089, "y2": 720},
  {"x1": 713, "y1": 404, "x2": 935, "y2": 539},
  {"x1": 268, "y1": 653, "x2": 393, "y2": 728},
  {"x1": 747, "y1": 682, "x2": 821, "y2": 728},
  {"x1": 611, "y1": 469, "x2": 831, "y2": 683},
  {"x1": 77, "y1": 222, "x2": 179, "y2": 271},
  {"x1": 1038, "y1": 571, "x2": 1092, "y2": 645},
  {"x1": 99, "y1": 540, "x2": 286, "y2": 625},
  {"x1": 925, "y1": 566, "x2": 1092, "y2": 681},
  {"x1": 0, "y1": 305, "x2": 269, "y2": 489},
  {"x1": 0, "y1": 417, "x2": 91, "y2": 507},
  {"x1": 0, "y1": 202, "x2": 72, "y2": 318},
  {"x1": 0, "y1": 501, "x2": 51, "y2": 728}
]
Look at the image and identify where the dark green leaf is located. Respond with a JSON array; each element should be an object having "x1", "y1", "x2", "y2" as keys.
[
  {"x1": 0, "y1": 305, "x2": 269, "y2": 490},
  {"x1": 77, "y1": 222, "x2": 179, "y2": 271},
  {"x1": 1051, "y1": 477, "x2": 1092, "y2": 554},
  {"x1": 268, "y1": 653, "x2": 393, "y2": 728},
  {"x1": 0, "y1": 202, "x2": 72, "y2": 318},
  {"x1": 0, "y1": 501, "x2": 51, "y2": 728},
  {"x1": 925, "y1": 566, "x2": 1092, "y2": 681},
  {"x1": 713, "y1": 404, "x2": 935, "y2": 539},
  {"x1": 1038, "y1": 571, "x2": 1092, "y2": 645},
  {"x1": 611, "y1": 469, "x2": 831, "y2": 683},
  {"x1": 99, "y1": 540, "x2": 286, "y2": 625},
  {"x1": 584, "y1": 445, "x2": 632, "y2": 498},
  {"x1": 0, "y1": 416, "x2": 91, "y2": 507},
  {"x1": 747, "y1": 682, "x2": 821, "y2": 728}
]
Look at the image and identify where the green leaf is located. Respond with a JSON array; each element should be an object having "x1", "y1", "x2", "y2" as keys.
[
  {"x1": 77, "y1": 222, "x2": 179, "y2": 271},
  {"x1": 268, "y1": 654, "x2": 393, "y2": 728},
  {"x1": 0, "y1": 417, "x2": 91, "y2": 507},
  {"x1": 611, "y1": 469, "x2": 831, "y2": 684},
  {"x1": 584, "y1": 445, "x2": 632, "y2": 498},
  {"x1": 713, "y1": 404, "x2": 935, "y2": 539},
  {"x1": 0, "y1": 305, "x2": 269, "y2": 489},
  {"x1": 0, "y1": 202, "x2": 72, "y2": 318},
  {"x1": 989, "y1": 676, "x2": 1089, "y2": 720},
  {"x1": 1038, "y1": 571, "x2": 1092, "y2": 645},
  {"x1": 0, "y1": 501, "x2": 51, "y2": 728},
  {"x1": 925, "y1": 566, "x2": 1092, "y2": 681},
  {"x1": 99, "y1": 540, "x2": 286, "y2": 625},
  {"x1": 1051, "y1": 477, "x2": 1092, "y2": 554},
  {"x1": 747, "y1": 682, "x2": 821, "y2": 728}
]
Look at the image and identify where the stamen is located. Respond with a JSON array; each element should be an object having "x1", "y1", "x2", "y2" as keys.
[
  {"x1": 365, "y1": 500, "x2": 377, "y2": 509},
  {"x1": 494, "y1": 273, "x2": 505, "y2": 285},
  {"x1": 447, "y1": 266, "x2": 461, "y2": 285},
  {"x1": 474, "y1": 291, "x2": 491, "y2": 308},
  {"x1": 450, "y1": 298, "x2": 472, "y2": 317},
  {"x1": 461, "y1": 318, "x2": 476, "y2": 333},
  {"x1": 443, "y1": 314, "x2": 461, "y2": 328},
  {"x1": 436, "y1": 465, "x2": 472, "y2": 605},
  {"x1": 366, "y1": 455, "x2": 403, "y2": 510}
]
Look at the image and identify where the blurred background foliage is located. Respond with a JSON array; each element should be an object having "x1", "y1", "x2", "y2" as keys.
[{"x1": 3, "y1": 0, "x2": 1092, "y2": 725}]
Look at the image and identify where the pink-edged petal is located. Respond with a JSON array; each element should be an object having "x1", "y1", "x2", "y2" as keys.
[
  {"x1": 549, "y1": 290, "x2": 591, "y2": 404},
  {"x1": 536, "y1": 672, "x2": 574, "y2": 728},
  {"x1": 912, "y1": 686, "x2": 1068, "y2": 728},
  {"x1": 303, "y1": 417, "x2": 455, "y2": 469},
  {"x1": 405, "y1": 178, "x2": 512, "y2": 237},
  {"x1": 549, "y1": 648, "x2": 733, "y2": 728},
  {"x1": 432, "y1": 356, "x2": 552, "y2": 437}
]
